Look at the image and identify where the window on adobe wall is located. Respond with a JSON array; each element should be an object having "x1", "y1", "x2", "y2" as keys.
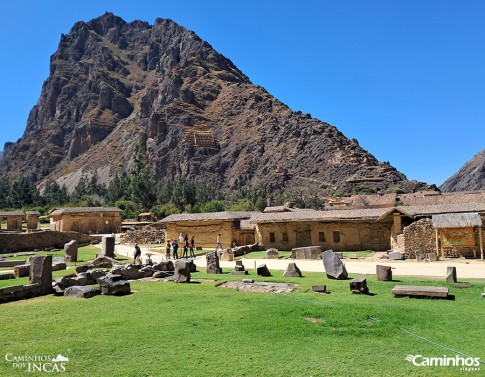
[
  {"x1": 319, "y1": 232, "x2": 325, "y2": 242},
  {"x1": 333, "y1": 231, "x2": 340, "y2": 243},
  {"x1": 269, "y1": 232, "x2": 276, "y2": 243},
  {"x1": 282, "y1": 232, "x2": 288, "y2": 242}
]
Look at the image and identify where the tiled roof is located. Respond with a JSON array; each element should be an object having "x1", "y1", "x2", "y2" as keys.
[
  {"x1": 396, "y1": 203, "x2": 485, "y2": 217},
  {"x1": 250, "y1": 208, "x2": 394, "y2": 224},
  {"x1": 0, "y1": 211, "x2": 24, "y2": 216},
  {"x1": 160, "y1": 211, "x2": 258, "y2": 223},
  {"x1": 49, "y1": 207, "x2": 122, "y2": 216},
  {"x1": 25, "y1": 211, "x2": 41, "y2": 216}
]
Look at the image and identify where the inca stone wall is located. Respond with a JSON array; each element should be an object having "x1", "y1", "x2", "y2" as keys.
[
  {"x1": 0, "y1": 231, "x2": 92, "y2": 253},
  {"x1": 402, "y1": 219, "x2": 435, "y2": 258}
]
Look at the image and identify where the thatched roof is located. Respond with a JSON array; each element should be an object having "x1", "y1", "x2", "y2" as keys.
[
  {"x1": 432, "y1": 213, "x2": 482, "y2": 228},
  {"x1": 250, "y1": 208, "x2": 394, "y2": 224},
  {"x1": 0, "y1": 210, "x2": 24, "y2": 217},
  {"x1": 49, "y1": 207, "x2": 122, "y2": 216},
  {"x1": 396, "y1": 203, "x2": 485, "y2": 218},
  {"x1": 160, "y1": 211, "x2": 258, "y2": 223}
]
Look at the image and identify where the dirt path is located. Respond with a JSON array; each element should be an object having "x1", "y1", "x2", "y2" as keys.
[{"x1": 113, "y1": 244, "x2": 485, "y2": 279}]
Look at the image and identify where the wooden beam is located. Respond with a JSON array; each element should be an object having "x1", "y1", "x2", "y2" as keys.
[
  {"x1": 480, "y1": 226, "x2": 484, "y2": 260},
  {"x1": 435, "y1": 228, "x2": 440, "y2": 256}
]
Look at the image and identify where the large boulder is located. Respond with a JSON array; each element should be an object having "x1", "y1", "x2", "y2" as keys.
[
  {"x1": 121, "y1": 267, "x2": 141, "y2": 280},
  {"x1": 376, "y1": 265, "x2": 392, "y2": 281},
  {"x1": 92, "y1": 256, "x2": 116, "y2": 268},
  {"x1": 266, "y1": 248, "x2": 279, "y2": 259},
  {"x1": 206, "y1": 252, "x2": 222, "y2": 274},
  {"x1": 64, "y1": 286, "x2": 101, "y2": 299},
  {"x1": 64, "y1": 240, "x2": 78, "y2": 262},
  {"x1": 153, "y1": 261, "x2": 174, "y2": 271},
  {"x1": 257, "y1": 264, "x2": 271, "y2": 277},
  {"x1": 283, "y1": 263, "x2": 302, "y2": 278},
  {"x1": 29, "y1": 255, "x2": 53, "y2": 294},
  {"x1": 101, "y1": 236, "x2": 116, "y2": 258},
  {"x1": 173, "y1": 260, "x2": 191, "y2": 283},
  {"x1": 292, "y1": 246, "x2": 322, "y2": 259},
  {"x1": 97, "y1": 274, "x2": 131, "y2": 295},
  {"x1": 322, "y1": 250, "x2": 348, "y2": 280}
]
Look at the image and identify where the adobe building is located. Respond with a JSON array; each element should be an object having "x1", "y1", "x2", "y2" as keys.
[
  {"x1": 49, "y1": 207, "x2": 122, "y2": 234},
  {"x1": 25, "y1": 210, "x2": 40, "y2": 230},
  {"x1": 396, "y1": 203, "x2": 485, "y2": 259},
  {"x1": 0, "y1": 211, "x2": 24, "y2": 231},
  {"x1": 160, "y1": 211, "x2": 257, "y2": 248},
  {"x1": 250, "y1": 208, "x2": 399, "y2": 251}
]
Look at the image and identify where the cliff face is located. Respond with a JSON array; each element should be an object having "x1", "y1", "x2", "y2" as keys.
[
  {"x1": 441, "y1": 149, "x2": 485, "y2": 192},
  {"x1": 0, "y1": 13, "x2": 429, "y2": 194}
]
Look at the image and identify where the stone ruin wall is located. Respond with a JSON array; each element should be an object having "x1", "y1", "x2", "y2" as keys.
[
  {"x1": 402, "y1": 218, "x2": 435, "y2": 258},
  {"x1": 0, "y1": 231, "x2": 92, "y2": 253}
]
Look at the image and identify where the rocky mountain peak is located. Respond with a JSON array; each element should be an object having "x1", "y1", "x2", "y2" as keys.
[{"x1": 0, "y1": 13, "x2": 429, "y2": 196}]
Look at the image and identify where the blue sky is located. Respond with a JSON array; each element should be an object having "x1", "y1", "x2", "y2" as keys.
[{"x1": 0, "y1": 0, "x2": 484, "y2": 186}]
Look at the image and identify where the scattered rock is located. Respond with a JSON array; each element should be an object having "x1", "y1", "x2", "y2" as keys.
[
  {"x1": 52, "y1": 262, "x2": 67, "y2": 271},
  {"x1": 387, "y1": 251, "x2": 403, "y2": 260},
  {"x1": 283, "y1": 263, "x2": 302, "y2": 277},
  {"x1": 64, "y1": 286, "x2": 101, "y2": 299},
  {"x1": 322, "y1": 250, "x2": 348, "y2": 280},
  {"x1": 92, "y1": 256, "x2": 116, "y2": 268},
  {"x1": 206, "y1": 252, "x2": 222, "y2": 274},
  {"x1": 173, "y1": 260, "x2": 191, "y2": 283},
  {"x1": 376, "y1": 265, "x2": 392, "y2": 281},
  {"x1": 265, "y1": 248, "x2": 279, "y2": 259},
  {"x1": 64, "y1": 240, "x2": 78, "y2": 262},
  {"x1": 14, "y1": 264, "x2": 30, "y2": 278},
  {"x1": 97, "y1": 274, "x2": 131, "y2": 295},
  {"x1": 349, "y1": 278, "x2": 369, "y2": 294},
  {"x1": 446, "y1": 266, "x2": 457, "y2": 283},
  {"x1": 256, "y1": 264, "x2": 271, "y2": 277}
]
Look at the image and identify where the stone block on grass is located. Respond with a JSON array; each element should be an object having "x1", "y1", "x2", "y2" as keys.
[
  {"x1": 283, "y1": 263, "x2": 302, "y2": 277},
  {"x1": 322, "y1": 250, "x2": 348, "y2": 280}
]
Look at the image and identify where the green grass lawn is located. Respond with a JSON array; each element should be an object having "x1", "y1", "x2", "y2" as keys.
[{"x1": 0, "y1": 263, "x2": 483, "y2": 376}]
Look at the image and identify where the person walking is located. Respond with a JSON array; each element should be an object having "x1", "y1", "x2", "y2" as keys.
[
  {"x1": 189, "y1": 236, "x2": 195, "y2": 258},
  {"x1": 182, "y1": 241, "x2": 188, "y2": 258},
  {"x1": 215, "y1": 234, "x2": 223, "y2": 252},
  {"x1": 165, "y1": 240, "x2": 171, "y2": 260}
]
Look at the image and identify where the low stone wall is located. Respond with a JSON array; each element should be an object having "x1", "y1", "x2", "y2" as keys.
[
  {"x1": 0, "y1": 283, "x2": 44, "y2": 302},
  {"x1": 0, "y1": 231, "x2": 92, "y2": 253},
  {"x1": 402, "y1": 219, "x2": 435, "y2": 258}
]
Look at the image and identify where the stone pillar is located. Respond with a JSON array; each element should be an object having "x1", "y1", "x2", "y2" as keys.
[
  {"x1": 446, "y1": 266, "x2": 457, "y2": 283},
  {"x1": 101, "y1": 236, "x2": 115, "y2": 258},
  {"x1": 29, "y1": 255, "x2": 52, "y2": 295},
  {"x1": 64, "y1": 240, "x2": 78, "y2": 262}
]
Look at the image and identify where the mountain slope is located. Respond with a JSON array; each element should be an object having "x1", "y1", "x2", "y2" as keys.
[
  {"x1": 440, "y1": 148, "x2": 485, "y2": 192},
  {"x1": 0, "y1": 13, "x2": 430, "y2": 195}
]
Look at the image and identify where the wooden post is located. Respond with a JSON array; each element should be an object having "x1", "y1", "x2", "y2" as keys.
[
  {"x1": 479, "y1": 226, "x2": 484, "y2": 260},
  {"x1": 435, "y1": 228, "x2": 440, "y2": 256}
]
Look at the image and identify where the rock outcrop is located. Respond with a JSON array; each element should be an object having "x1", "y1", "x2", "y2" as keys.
[{"x1": 441, "y1": 148, "x2": 485, "y2": 192}]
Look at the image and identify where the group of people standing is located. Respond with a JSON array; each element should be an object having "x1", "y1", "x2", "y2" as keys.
[{"x1": 166, "y1": 233, "x2": 195, "y2": 259}]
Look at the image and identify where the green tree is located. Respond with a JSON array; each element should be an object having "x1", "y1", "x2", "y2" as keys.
[
  {"x1": 106, "y1": 171, "x2": 130, "y2": 204},
  {"x1": 151, "y1": 203, "x2": 181, "y2": 218},
  {"x1": 201, "y1": 200, "x2": 225, "y2": 212},
  {"x1": 0, "y1": 176, "x2": 11, "y2": 209},
  {"x1": 8, "y1": 175, "x2": 40, "y2": 208},
  {"x1": 130, "y1": 136, "x2": 156, "y2": 210}
]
